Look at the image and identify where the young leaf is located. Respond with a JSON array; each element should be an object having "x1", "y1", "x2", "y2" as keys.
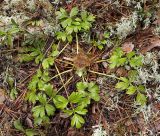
[
  {"x1": 70, "y1": 7, "x2": 78, "y2": 17},
  {"x1": 129, "y1": 56, "x2": 143, "y2": 68},
  {"x1": 71, "y1": 114, "x2": 85, "y2": 128},
  {"x1": 81, "y1": 11, "x2": 87, "y2": 20},
  {"x1": 45, "y1": 104, "x2": 55, "y2": 116},
  {"x1": 76, "y1": 82, "x2": 88, "y2": 92},
  {"x1": 43, "y1": 84, "x2": 54, "y2": 97},
  {"x1": 32, "y1": 105, "x2": 45, "y2": 118},
  {"x1": 128, "y1": 70, "x2": 138, "y2": 82},
  {"x1": 75, "y1": 106, "x2": 88, "y2": 115},
  {"x1": 42, "y1": 58, "x2": 49, "y2": 69},
  {"x1": 126, "y1": 51, "x2": 135, "y2": 59},
  {"x1": 68, "y1": 92, "x2": 83, "y2": 103},
  {"x1": 126, "y1": 85, "x2": 136, "y2": 95},
  {"x1": 53, "y1": 95, "x2": 68, "y2": 109},
  {"x1": 13, "y1": 120, "x2": 25, "y2": 132},
  {"x1": 26, "y1": 91, "x2": 37, "y2": 103},
  {"x1": 137, "y1": 85, "x2": 145, "y2": 93},
  {"x1": 87, "y1": 14, "x2": 95, "y2": 22},
  {"x1": 25, "y1": 129, "x2": 38, "y2": 136},
  {"x1": 116, "y1": 77, "x2": 130, "y2": 90},
  {"x1": 37, "y1": 93, "x2": 47, "y2": 105},
  {"x1": 63, "y1": 109, "x2": 74, "y2": 116},
  {"x1": 136, "y1": 92, "x2": 147, "y2": 106},
  {"x1": 66, "y1": 26, "x2": 74, "y2": 34},
  {"x1": 61, "y1": 18, "x2": 72, "y2": 28},
  {"x1": 67, "y1": 34, "x2": 73, "y2": 43}
]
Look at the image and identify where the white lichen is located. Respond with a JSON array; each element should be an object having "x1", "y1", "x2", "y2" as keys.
[
  {"x1": 92, "y1": 124, "x2": 107, "y2": 136},
  {"x1": 116, "y1": 12, "x2": 138, "y2": 39}
]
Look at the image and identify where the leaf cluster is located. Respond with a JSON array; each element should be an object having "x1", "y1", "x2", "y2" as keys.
[
  {"x1": 116, "y1": 70, "x2": 147, "y2": 105},
  {"x1": 93, "y1": 32, "x2": 110, "y2": 50},
  {"x1": 14, "y1": 120, "x2": 38, "y2": 136},
  {"x1": 108, "y1": 47, "x2": 143, "y2": 69},
  {"x1": 53, "y1": 81, "x2": 100, "y2": 128},
  {"x1": 26, "y1": 69, "x2": 56, "y2": 125},
  {"x1": 56, "y1": 7, "x2": 95, "y2": 42},
  {"x1": 0, "y1": 19, "x2": 20, "y2": 48}
]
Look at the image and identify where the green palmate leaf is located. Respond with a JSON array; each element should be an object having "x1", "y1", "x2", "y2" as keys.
[
  {"x1": 118, "y1": 57, "x2": 127, "y2": 66},
  {"x1": 42, "y1": 57, "x2": 54, "y2": 70},
  {"x1": 34, "y1": 116, "x2": 49, "y2": 125},
  {"x1": 126, "y1": 85, "x2": 136, "y2": 95},
  {"x1": 104, "y1": 32, "x2": 110, "y2": 38},
  {"x1": 72, "y1": 21, "x2": 81, "y2": 26},
  {"x1": 70, "y1": 7, "x2": 78, "y2": 17},
  {"x1": 0, "y1": 30, "x2": 6, "y2": 36},
  {"x1": 75, "y1": 106, "x2": 88, "y2": 115},
  {"x1": 10, "y1": 88, "x2": 18, "y2": 100},
  {"x1": 116, "y1": 77, "x2": 130, "y2": 90},
  {"x1": 56, "y1": 31, "x2": 67, "y2": 42},
  {"x1": 19, "y1": 54, "x2": 34, "y2": 62},
  {"x1": 81, "y1": 11, "x2": 87, "y2": 20},
  {"x1": 28, "y1": 75, "x2": 39, "y2": 91},
  {"x1": 87, "y1": 14, "x2": 95, "y2": 22},
  {"x1": 61, "y1": 18, "x2": 72, "y2": 28},
  {"x1": 45, "y1": 104, "x2": 55, "y2": 116},
  {"x1": 32, "y1": 105, "x2": 45, "y2": 118},
  {"x1": 80, "y1": 97, "x2": 90, "y2": 107},
  {"x1": 88, "y1": 82, "x2": 100, "y2": 101},
  {"x1": 43, "y1": 84, "x2": 54, "y2": 97},
  {"x1": 30, "y1": 50, "x2": 40, "y2": 57},
  {"x1": 137, "y1": 85, "x2": 145, "y2": 93},
  {"x1": 38, "y1": 93, "x2": 47, "y2": 105},
  {"x1": 63, "y1": 109, "x2": 74, "y2": 116},
  {"x1": 14, "y1": 120, "x2": 25, "y2": 132},
  {"x1": 66, "y1": 26, "x2": 74, "y2": 34},
  {"x1": 68, "y1": 92, "x2": 83, "y2": 103},
  {"x1": 89, "y1": 91, "x2": 100, "y2": 102},
  {"x1": 51, "y1": 50, "x2": 59, "y2": 57},
  {"x1": 136, "y1": 92, "x2": 147, "y2": 106},
  {"x1": 128, "y1": 70, "x2": 138, "y2": 82},
  {"x1": 129, "y1": 56, "x2": 143, "y2": 68},
  {"x1": 47, "y1": 57, "x2": 54, "y2": 65},
  {"x1": 67, "y1": 34, "x2": 73, "y2": 42},
  {"x1": 38, "y1": 80, "x2": 45, "y2": 90},
  {"x1": 56, "y1": 8, "x2": 68, "y2": 20},
  {"x1": 42, "y1": 58, "x2": 49, "y2": 69},
  {"x1": 41, "y1": 70, "x2": 50, "y2": 82},
  {"x1": 126, "y1": 51, "x2": 135, "y2": 59},
  {"x1": 76, "y1": 82, "x2": 88, "y2": 92},
  {"x1": 81, "y1": 21, "x2": 91, "y2": 30},
  {"x1": 53, "y1": 95, "x2": 68, "y2": 109},
  {"x1": 34, "y1": 117, "x2": 43, "y2": 125},
  {"x1": 71, "y1": 114, "x2": 85, "y2": 128},
  {"x1": 35, "y1": 54, "x2": 43, "y2": 64},
  {"x1": 25, "y1": 129, "x2": 38, "y2": 136},
  {"x1": 26, "y1": 91, "x2": 37, "y2": 103},
  {"x1": 114, "y1": 47, "x2": 124, "y2": 57},
  {"x1": 120, "y1": 77, "x2": 129, "y2": 83}
]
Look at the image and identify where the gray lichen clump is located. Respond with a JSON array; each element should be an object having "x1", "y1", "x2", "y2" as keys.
[{"x1": 0, "y1": 0, "x2": 58, "y2": 36}]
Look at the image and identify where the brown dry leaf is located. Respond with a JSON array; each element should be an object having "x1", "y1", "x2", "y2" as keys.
[
  {"x1": 141, "y1": 37, "x2": 160, "y2": 54},
  {"x1": 73, "y1": 51, "x2": 91, "y2": 69},
  {"x1": 0, "y1": 89, "x2": 6, "y2": 104},
  {"x1": 122, "y1": 42, "x2": 134, "y2": 53}
]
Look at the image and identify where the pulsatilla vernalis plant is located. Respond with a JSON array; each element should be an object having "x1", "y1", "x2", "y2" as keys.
[{"x1": 26, "y1": 69, "x2": 100, "y2": 128}]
